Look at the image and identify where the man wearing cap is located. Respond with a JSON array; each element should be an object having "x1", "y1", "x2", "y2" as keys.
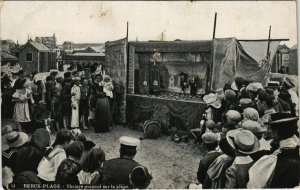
[
  {"x1": 101, "y1": 136, "x2": 144, "y2": 189},
  {"x1": 197, "y1": 132, "x2": 221, "y2": 187},
  {"x1": 280, "y1": 77, "x2": 298, "y2": 116},
  {"x1": 61, "y1": 72, "x2": 73, "y2": 129},
  {"x1": 225, "y1": 129, "x2": 260, "y2": 188},
  {"x1": 248, "y1": 113, "x2": 299, "y2": 188}
]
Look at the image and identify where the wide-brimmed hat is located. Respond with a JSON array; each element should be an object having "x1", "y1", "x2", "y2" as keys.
[
  {"x1": 226, "y1": 129, "x2": 260, "y2": 155},
  {"x1": 281, "y1": 77, "x2": 295, "y2": 89},
  {"x1": 264, "y1": 113, "x2": 298, "y2": 127},
  {"x1": 203, "y1": 93, "x2": 221, "y2": 109},
  {"x1": 2, "y1": 131, "x2": 29, "y2": 151}
]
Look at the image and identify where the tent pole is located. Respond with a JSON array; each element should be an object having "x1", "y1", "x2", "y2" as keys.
[
  {"x1": 206, "y1": 12, "x2": 217, "y2": 94},
  {"x1": 266, "y1": 25, "x2": 271, "y2": 59}
]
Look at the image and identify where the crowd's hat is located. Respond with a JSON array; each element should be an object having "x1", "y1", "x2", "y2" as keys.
[
  {"x1": 2, "y1": 131, "x2": 29, "y2": 151},
  {"x1": 215, "y1": 88, "x2": 224, "y2": 95},
  {"x1": 246, "y1": 82, "x2": 263, "y2": 93},
  {"x1": 264, "y1": 113, "x2": 298, "y2": 127},
  {"x1": 231, "y1": 81, "x2": 238, "y2": 91},
  {"x1": 226, "y1": 110, "x2": 242, "y2": 122},
  {"x1": 241, "y1": 120, "x2": 267, "y2": 134},
  {"x1": 282, "y1": 77, "x2": 295, "y2": 88},
  {"x1": 103, "y1": 75, "x2": 112, "y2": 82},
  {"x1": 266, "y1": 81, "x2": 281, "y2": 89},
  {"x1": 239, "y1": 98, "x2": 253, "y2": 107},
  {"x1": 50, "y1": 69, "x2": 59, "y2": 74},
  {"x1": 72, "y1": 77, "x2": 81, "y2": 81},
  {"x1": 120, "y1": 136, "x2": 140, "y2": 148},
  {"x1": 202, "y1": 132, "x2": 218, "y2": 144},
  {"x1": 203, "y1": 93, "x2": 221, "y2": 109},
  {"x1": 226, "y1": 129, "x2": 260, "y2": 154},
  {"x1": 206, "y1": 120, "x2": 216, "y2": 130}
]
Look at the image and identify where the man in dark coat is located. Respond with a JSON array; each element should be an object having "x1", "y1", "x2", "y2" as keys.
[
  {"x1": 101, "y1": 136, "x2": 145, "y2": 189},
  {"x1": 197, "y1": 132, "x2": 221, "y2": 188},
  {"x1": 247, "y1": 113, "x2": 300, "y2": 188}
]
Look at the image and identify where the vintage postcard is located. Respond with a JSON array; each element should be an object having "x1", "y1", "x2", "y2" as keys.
[{"x1": 1, "y1": 1, "x2": 298, "y2": 189}]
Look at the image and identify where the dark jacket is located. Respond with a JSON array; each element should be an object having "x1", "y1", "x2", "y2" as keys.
[
  {"x1": 273, "y1": 98, "x2": 291, "y2": 114},
  {"x1": 197, "y1": 151, "x2": 222, "y2": 186},
  {"x1": 13, "y1": 171, "x2": 41, "y2": 184},
  {"x1": 270, "y1": 147, "x2": 300, "y2": 188},
  {"x1": 101, "y1": 158, "x2": 141, "y2": 188}
]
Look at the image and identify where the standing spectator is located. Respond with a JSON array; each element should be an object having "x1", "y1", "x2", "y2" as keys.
[
  {"x1": 234, "y1": 77, "x2": 251, "y2": 101},
  {"x1": 71, "y1": 77, "x2": 81, "y2": 131},
  {"x1": 265, "y1": 82, "x2": 291, "y2": 114},
  {"x1": 80, "y1": 78, "x2": 90, "y2": 129},
  {"x1": 197, "y1": 132, "x2": 221, "y2": 187},
  {"x1": 12, "y1": 79, "x2": 31, "y2": 132},
  {"x1": 280, "y1": 77, "x2": 298, "y2": 116},
  {"x1": 102, "y1": 136, "x2": 143, "y2": 188},
  {"x1": 37, "y1": 129, "x2": 73, "y2": 183},
  {"x1": 1, "y1": 74, "x2": 15, "y2": 119},
  {"x1": 203, "y1": 93, "x2": 222, "y2": 123},
  {"x1": 225, "y1": 129, "x2": 260, "y2": 188},
  {"x1": 256, "y1": 88, "x2": 276, "y2": 139},
  {"x1": 245, "y1": 82, "x2": 263, "y2": 102},
  {"x1": 55, "y1": 77, "x2": 64, "y2": 92},
  {"x1": 224, "y1": 90, "x2": 238, "y2": 112},
  {"x1": 129, "y1": 166, "x2": 153, "y2": 189},
  {"x1": 51, "y1": 86, "x2": 62, "y2": 131},
  {"x1": 90, "y1": 74, "x2": 113, "y2": 133},
  {"x1": 31, "y1": 74, "x2": 46, "y2": 104},
  {"x1": 248, "y1": 113, "x2": 299, "y2": 188},
  {"x1": 78, "y1": 148, "x2": 106, "y2": 185},
  {"x1": 81, "y1": 67, "x2": 92, "y2": 85},
  {"x1": 61, "y1": 72, "x2": 73, "y2": 129},
  {"x1": 13, "y1": 69, "x2": 26, "y2": 90},
  {"x1": 102, "y1": 75, "x2": 114, "y2": 109},
  {"x1": 45, "y1": 75, "x2": 56, "y2": 110}
]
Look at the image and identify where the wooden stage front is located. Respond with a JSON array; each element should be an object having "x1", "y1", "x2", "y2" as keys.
[{"x1": 126, "y1": 94, "x2": 207, "y2": 133}]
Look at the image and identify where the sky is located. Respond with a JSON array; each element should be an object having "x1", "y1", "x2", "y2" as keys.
[{"x1": 0, "y1": 1, "x2": 297, "y2": 47}]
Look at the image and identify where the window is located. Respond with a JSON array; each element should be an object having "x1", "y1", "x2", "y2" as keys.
[{"x1": 26, "y1": 53, "x2": 33, "y2": 62}]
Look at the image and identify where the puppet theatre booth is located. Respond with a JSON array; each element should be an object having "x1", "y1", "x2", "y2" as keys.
[{"x1": 105, "y1": 37, "x2": 281, "y2": 136}]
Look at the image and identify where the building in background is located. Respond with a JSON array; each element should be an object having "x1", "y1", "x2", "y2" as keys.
[
  {"x1": 1, "y1": 51, "x2": 18, "y2": 65},
  {"x1": 0, "y1": 39, "x2": 16, "y2": 52},
  {"x1": 34, "y1": 34, "x2": 57, "y2": 50},
  {"x1": 19, "y1": 40, "x2": 56, "y2": 74},
  {"x1": 289, "y1": 44, "x2": 298, "y2": 76},
  {"x1": 271, "y1": 44, "x2": 290, "y2": 74}
]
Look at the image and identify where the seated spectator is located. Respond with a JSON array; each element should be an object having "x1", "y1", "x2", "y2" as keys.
[
  {"x1": 55, "y1": 158, "x2": 81, "y2": 185},
  {"x1": 2, "y1": 130, "x2": 29, "y2": 173},
  {"x1": 205, "y1": 137, "x2": 235, "y2": 189},
  {"x1": 225, "y1": 129, "x2": 260, "y2": 188},
  {"x1": 78, "y1": 148, "x2": 106, "y2": 185},
  {"x1": 197, "y1": 132, "x2": 221, "y2": 186},
  {"x1": 129, "y1": 166, "x2": 153, "y2": 189},
  {"x1": 37, "y1": 129, "x2": 73, "y2": 183},
  {"x1": 13, "y1": 146, "x2": 42, "y2": 185},
  {"x1": 55, "y1": 141, "x2": 84, "y2": 185},
  {"x1": 241, "y1": 120, "x2": 271, "y2": 160}
]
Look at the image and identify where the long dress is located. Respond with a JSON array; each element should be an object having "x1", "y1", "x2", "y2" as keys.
[
  {"x1": 12, "y1": 89, "x2": 31, "y2": 122},
  {"x1": 71, "y1": 84, "x2": 81, "y2": 128},
  {"x1": 92, "y1": 84, "x2": 113, "y2": 133}
]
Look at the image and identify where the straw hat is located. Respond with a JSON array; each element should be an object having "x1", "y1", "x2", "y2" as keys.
[
  {"x1": 226, "y1": 129, "x2": 260, "y2": 154},
  {"x1": 203, "y1": 93, "x2": 221, "y2": 109},
  {"x1": 2, "y1": 131, "x2": 29, "y2": 151}
]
